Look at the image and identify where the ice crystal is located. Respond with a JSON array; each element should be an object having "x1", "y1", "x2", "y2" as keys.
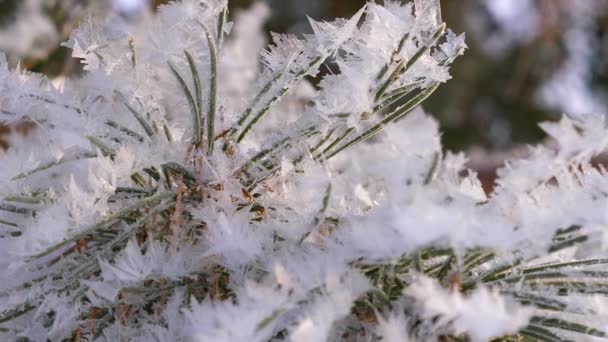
[{"x1": 0, "y1": 0, "x2": 607, "y2": 341}]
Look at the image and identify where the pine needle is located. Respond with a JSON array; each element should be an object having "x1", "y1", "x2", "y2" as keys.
[
  {"x1": 199, "y1": 23, "x2": 218, "y2": 155},
  {"x1": 168, "y1": 61, "x2": 202, "y2": 147}
]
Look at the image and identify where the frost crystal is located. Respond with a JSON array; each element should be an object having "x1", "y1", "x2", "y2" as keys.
[{"x1": 0, "y1": 0, "x2": 608, "y2": 341}]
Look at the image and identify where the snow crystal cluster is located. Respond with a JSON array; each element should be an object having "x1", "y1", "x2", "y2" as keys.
[{"x1": 0, "y1": 0, "x2": 607, "y2": 341}]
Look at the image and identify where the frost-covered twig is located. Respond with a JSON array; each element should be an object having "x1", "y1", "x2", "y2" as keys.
[{"x1": 1, "y1": 1, "x2": 607, "y2": 341}]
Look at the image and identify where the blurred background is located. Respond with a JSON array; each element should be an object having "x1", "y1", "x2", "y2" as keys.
[{"x1": 1, "y1": 0, "x2": 608, "y2": 185}]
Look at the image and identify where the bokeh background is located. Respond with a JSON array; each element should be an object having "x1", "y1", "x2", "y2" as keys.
[{"x1": 2, "y1": 0, "x2": 608, "y2": 182}]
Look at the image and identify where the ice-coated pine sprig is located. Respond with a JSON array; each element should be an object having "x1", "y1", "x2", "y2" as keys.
[{"x1": 1, "y1": 0, "x2": 608, "y2": 341}]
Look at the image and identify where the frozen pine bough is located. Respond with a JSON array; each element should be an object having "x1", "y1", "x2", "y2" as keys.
[{"x1": 0, "y1": 0, "x2": 607, "y2": 340}]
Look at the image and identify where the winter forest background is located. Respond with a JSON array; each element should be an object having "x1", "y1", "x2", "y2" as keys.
[{"x1": 2, "y1": 0, "x2": 608, "y2": 341}]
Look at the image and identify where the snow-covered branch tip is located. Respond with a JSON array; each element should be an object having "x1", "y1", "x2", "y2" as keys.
[{"x1": 0, "y1": 0, "x2": 607, "y2": 341}]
